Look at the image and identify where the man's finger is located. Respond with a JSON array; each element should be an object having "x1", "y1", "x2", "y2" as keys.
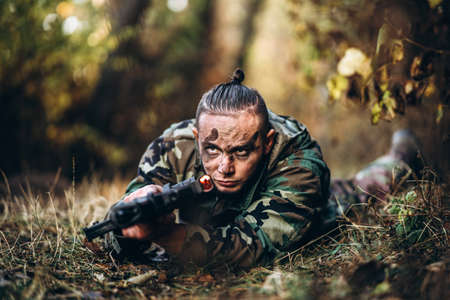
[
  {"x1": 123, "y1": 184, "x2": 163, "y2": 203},
  {"x1": 122, "y1": 223, "x2": 154, "y2": 240}
]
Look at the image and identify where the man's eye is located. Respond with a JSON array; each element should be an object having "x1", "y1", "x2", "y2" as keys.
[
  {"x1": 205, "y1": 147, "x2": 220, "y2": 155},
  {"x1": 235, "y1": 150, "x2": 249, "y2": 157}
]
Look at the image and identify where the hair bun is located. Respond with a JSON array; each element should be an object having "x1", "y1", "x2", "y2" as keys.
[{"x1": 231, "y1": 68, "x2": 245, "y2": 84}]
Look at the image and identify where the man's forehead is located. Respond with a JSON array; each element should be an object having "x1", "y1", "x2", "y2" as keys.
[{"x1": 197, "y1": 111, "x2": 262, "y2": 134}]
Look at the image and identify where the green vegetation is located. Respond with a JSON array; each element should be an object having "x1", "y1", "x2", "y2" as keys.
[{"x1": 0, "y1": 170, "x2": 447, "y2": 299}]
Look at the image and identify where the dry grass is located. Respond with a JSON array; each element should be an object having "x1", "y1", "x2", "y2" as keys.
[{"x1": 0, "y1": 170, "x2": 448, "y2": 299}]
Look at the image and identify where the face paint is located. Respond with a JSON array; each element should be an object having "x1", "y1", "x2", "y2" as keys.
[
  {"x1": 223, "y1": 131, "x2": 259, "y2": 154},
  {"x1": 205, "y1": 128, "x2": 219, "y2": 143}
]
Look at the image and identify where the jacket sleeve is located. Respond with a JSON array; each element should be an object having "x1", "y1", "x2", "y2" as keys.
[
  {"x1": 122, "y1": 120, "x2": 197, "y2": 197},
  {"x1": 177, "y1": 140, "x2": 330, "y2": 268}
]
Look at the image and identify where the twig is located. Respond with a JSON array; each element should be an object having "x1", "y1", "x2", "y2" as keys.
[
  {"x1": 346, "y1": 224, "x2": 384, "y2": 230},
  {"x1": 384, "y1": 19, "x2": 450, "y2": 55},
  {"x1": 0, "y1": 230, "x2": 14, "y2": 268},
  {"x1": 109, "y1": 250, "x2": 119, "y2": 271},
  {"x1": 403, "y1": 37, "x2": 450, "y2": 55},
  {"x1": 49, "y1": 167, "x2": 62, "y2": 196},
  {"x1": 0, "y1": 169, "x2": 12, "y2": 199}
]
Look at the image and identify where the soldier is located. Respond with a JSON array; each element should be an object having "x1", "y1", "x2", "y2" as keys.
[{"x1": 105, "y1": 69, "x2": 420, "y2": 268}]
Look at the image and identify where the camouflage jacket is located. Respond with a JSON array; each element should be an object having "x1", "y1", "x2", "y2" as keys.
[{"x1": 121, "y1": 111, "x2": 330, "y2": 267}]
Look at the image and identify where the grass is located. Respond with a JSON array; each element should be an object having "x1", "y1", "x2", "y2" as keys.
[{"x1": 0, "y1": 169, "x2": 448, "y2": 299}]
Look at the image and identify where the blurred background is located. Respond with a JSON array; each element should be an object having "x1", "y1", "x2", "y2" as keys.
[{"x1": 1, "y1": 0, "x2": 448, "y2": 187}]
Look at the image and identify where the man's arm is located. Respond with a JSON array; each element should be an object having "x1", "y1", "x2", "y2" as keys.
[{"x1": 103, "y1": 120, "x2": 198, "y2": 255}]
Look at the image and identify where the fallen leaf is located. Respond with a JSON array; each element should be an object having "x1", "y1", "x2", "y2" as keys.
[
  {"x1": 158, "y1": 272, "x2": 168, "y2": 283},
  {"x1": 95, "y1": 263, "x2": 110, "y2": 271},
  {"x1": 126, "y1": 270, "x2": 157, "y2": 285},
  {"x1": 94, "y1": 273, "x2": 105, "y2": 282},
  {"x1": 83, "y1": 238, "x2": 103, "y2": 255},
  {"x1": 197, "y1": 274, "x2": 214, "y2": 283}
]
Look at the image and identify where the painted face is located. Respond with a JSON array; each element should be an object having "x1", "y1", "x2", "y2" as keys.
[{"x1": 193, "y1": 111, "x2": 275, "y2": 194}]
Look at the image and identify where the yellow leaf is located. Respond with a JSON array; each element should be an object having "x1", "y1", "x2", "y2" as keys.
[
  {"x1": 436, "y1": 104, "x2": 443, "y2": 123},
  {"x1": 56, "y1": 2, "x2": 75, "y2": 18},
  {"x1": 424, "y1": 80, "x2": 436, "y2": 97},
  {"x1": 404, "y1": 80, "x2": 414, "y2": 94},
  {"x1": 377, "y1": 66, "x2": 389, "y2": 92},
  {"x1": 428, "y1": 0, "x2": 442, "y2": 9},
  {"x1": 327, "y1": 75, "x2": 349, "y2": 101},
  {"x1": 391, "y1": 40, "x2": 404, "y2": 63},
  {"x1": 382, "y1": 91, "x2": 397, "y2": 118},
  {"x1": 371, "y1": 102, "x2": 382, "y2": 124}
]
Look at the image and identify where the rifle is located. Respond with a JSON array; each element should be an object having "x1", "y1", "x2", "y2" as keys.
[{"x1": 83, "y1": 175, "x2": 214, "y2": 241}]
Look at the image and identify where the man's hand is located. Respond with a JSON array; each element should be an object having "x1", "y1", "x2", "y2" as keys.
[
  {"x1": 121, "y1": 184, "x2": 166, "y2": 240},
  {"x1": 120, "y1": 184, "x2": 187, "y2": 255}
]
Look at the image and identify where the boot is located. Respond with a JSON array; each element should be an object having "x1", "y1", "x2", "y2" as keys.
[
  {"x1": 388, "y1": 129, "x2": 423, "y2": 175},
  {"x1": 353, "y1": 129, "x2": 423, "y2": 202}
]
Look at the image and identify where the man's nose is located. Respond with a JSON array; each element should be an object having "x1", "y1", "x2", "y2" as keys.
[{"x1": 218, "y1": 155, "x2": 235, "y2": 175}]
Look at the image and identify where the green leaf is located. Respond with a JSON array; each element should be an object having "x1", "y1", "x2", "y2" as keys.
[
  {"x1": 375, "y1": 24, "x2": 392, "y2": 57},
  {"x1": 405, "y1": 191, "x2": 417, "y2": 204},
  {"x1": 372, "y1": 281, "x2": 391, "y2": 295}
]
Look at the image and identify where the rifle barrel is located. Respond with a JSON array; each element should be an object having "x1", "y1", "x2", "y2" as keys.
[{"x1": 83, "y1": 219, "x2": 116, "y2": 241}]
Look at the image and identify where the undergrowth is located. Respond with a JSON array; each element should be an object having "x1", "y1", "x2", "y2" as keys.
[{"x1": 0, "y1": 170, "x2": 448, "y2": 299}]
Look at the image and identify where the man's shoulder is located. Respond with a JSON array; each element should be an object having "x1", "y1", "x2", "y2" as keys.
[
  {"x1": 161, "y1": 119, "x2": 196, "y2": 140},
  {"x1": 268, "y1": 111, "x2": 307, "y2": 137},
  {"x1": 138, "y1": 119, "x2": 198, "y2": 183},
  {"x1": 267, "y1": 111, "x2": 317, "y2": 168}
]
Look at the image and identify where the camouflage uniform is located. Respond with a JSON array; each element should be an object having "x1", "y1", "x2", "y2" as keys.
[
  {"x1": 105, "y1": 111, "x2": 414, "y2": 268},
  {"x1": 107, "y1": 111, "x2": 330, "y2": 267}
]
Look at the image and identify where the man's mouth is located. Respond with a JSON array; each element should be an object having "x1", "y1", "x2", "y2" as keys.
[{"x1": 214, "y1": 180, "x2": 240, "y2": 187}]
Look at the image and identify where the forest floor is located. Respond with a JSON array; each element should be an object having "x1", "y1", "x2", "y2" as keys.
[{"x1": 0, "y1": 169, "x2": 448, "y2": 299}]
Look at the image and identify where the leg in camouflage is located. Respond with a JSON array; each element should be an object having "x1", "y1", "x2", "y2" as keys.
[
  {"x1": 352, "y1": 129, "x2": 422, "y2": 203},
  {"x1": 321, "y1": 130, "x2": 423, "y2": 228}
]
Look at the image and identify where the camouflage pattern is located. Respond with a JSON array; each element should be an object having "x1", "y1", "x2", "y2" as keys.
[{"x1": 107, "y1": 111, "x2": 330, "y2": 267}]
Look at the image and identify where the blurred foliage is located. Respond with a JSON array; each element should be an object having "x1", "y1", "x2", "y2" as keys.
[
  {"x1": 0, "y1": 0, "x2": 212, "y2": 178},
  {"x1": 1, "y1": 0, "x2": 448, "y2": 179},
  {"x1": 83, "y1": 0, "x2": 212, "y2": 177},
  {"x1": 287, "y1": 0, "x2": 449, "y2": 124},
  {"x1": 0, "y1": 0, "x2": 118, "y2": 177}
]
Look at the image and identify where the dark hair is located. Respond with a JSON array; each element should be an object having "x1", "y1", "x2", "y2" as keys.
[{"x1": 195, "y1": 68, "x2": 269, "y2": 134}]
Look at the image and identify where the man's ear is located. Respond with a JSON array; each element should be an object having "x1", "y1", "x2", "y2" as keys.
[
  {"x1": 264, "y1": 129, "x2": 276, "y2": 155},
  {"x1": 192, "y1": 127, "x2": 199, "y2": 141}
]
